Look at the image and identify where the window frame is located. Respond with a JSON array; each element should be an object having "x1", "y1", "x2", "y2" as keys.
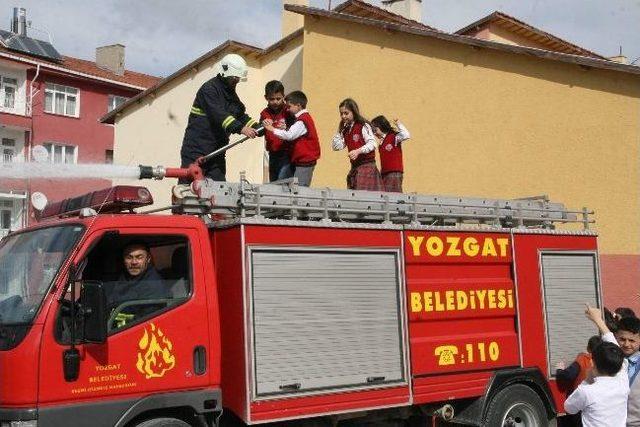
[
  {"x1": 107, "y1": 94, "x2": 128, "y2": 113},
  {"x1": 54, "y1": 233, "x2": 194, "y2": 344},
  {"x1": 43, "y1": 142, "x2": 78, "y2": 165},
  {"x1": 0, "y1": 76, "x2": 18, "y2": 110},
  {"x1": 0, "y1": 205, "x2": 12, "y2": 230},
  {"x1": 44, "y1": 83, "x2": 80, "y2": 118},
  {"x1": 0, "y1": 73, "x2": 22, "y2": 114},
  {"x1": 1, "y1": 138, "x2": 16, "y2": 164}
]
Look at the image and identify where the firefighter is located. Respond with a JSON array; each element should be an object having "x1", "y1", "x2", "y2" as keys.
[
  {"x1": 179, "y1": 53, "x2": 260, "y2": 183},
  {"x1": 106, "y1": 242, "x2": 170, "y2": 328}
]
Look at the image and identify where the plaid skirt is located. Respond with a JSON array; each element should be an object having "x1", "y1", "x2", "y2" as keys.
[
  {"x1": 347, "y1": 162, "x2": 383, "y2": 191},
  {"x1": 382, "y1": 172, "x2": 403, "y2": 193}
]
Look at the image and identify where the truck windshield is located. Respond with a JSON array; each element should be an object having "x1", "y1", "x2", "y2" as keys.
[{"x1": 0, "y1": 225, "x2": 84, "y2": 326}]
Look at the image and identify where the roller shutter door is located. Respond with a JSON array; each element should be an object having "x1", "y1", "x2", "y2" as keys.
[
  {"x1": 250, "y1": 249, "x2": 405, "y2": 398},
  {"x1": 541, "y1": 253, "x2": 599, "y2": 377}
]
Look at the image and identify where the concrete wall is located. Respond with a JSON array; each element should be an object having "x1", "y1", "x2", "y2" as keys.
[
  {"x1": 301, "y1": 17, "x2": 640, "y2": 309},
  {"x1": 112, "y1": 36, "x2": 302, "y2": 207}
]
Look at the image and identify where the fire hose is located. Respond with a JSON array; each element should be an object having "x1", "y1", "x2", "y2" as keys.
[{"x1": 138, "y1": 126, "x2": 265, "y2": 182}]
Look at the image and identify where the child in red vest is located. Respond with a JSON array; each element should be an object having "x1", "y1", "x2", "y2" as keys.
[
  {"x1": 371, "y1": 115, "x2": 411, "y2": 193},
  {"x1": 260, "y1": 80, "x2": 294, "y2": 182},
  {"x1": 331, "y1": 98, "x2": 382, "y2": 191},
  {"x1": 262, "y1": 90, "x2": 320, "y2": 187}
]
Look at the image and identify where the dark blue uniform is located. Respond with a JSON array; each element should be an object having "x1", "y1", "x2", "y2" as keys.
[{"x1": 180, "y1": 74, "x2": 259, "y2": 182}]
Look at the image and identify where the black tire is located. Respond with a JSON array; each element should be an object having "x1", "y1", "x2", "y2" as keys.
[
  {"x1": 484, "y1": 384, "x2": 550, "y2": 427},
  {"x1": 135, "y1": 418, "x2": 191, "y2": 427}
]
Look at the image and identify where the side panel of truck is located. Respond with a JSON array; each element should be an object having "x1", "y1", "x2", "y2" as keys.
[
  {"x1": 405, "y1": 230, "x2": 520, "y2": 404},
  {"x1": 512, "y1": 233, "x2": 600, "y2": 412},
  {"x1": 217, "y1": 225, "x2": 411, "y2": 424}
]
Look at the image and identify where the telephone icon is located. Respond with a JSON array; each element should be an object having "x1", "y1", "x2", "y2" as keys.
[{"x1": 434, "y1": 345, "x2": 458, "y2": 366}]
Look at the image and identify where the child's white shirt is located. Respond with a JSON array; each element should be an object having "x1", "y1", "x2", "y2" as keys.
[
  {"x1": 564, "y1": 332, "x2": 629, "y2": 427},
  {"x1": 272, "y1": 109, "x2": 308, "y2": 141},
  {"x1": 387, "y1": 120, "x2": 411, "y2": 146}
]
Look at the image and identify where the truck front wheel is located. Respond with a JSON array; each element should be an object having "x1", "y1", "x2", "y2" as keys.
[
  {"x1": 135, "y1": 418, "x2": 191, "y2": 427},
  {"x1": 483, "y1": 384, "x2": 550, "y2": 427}
]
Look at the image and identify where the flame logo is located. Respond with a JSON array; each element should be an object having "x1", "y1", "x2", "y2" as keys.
[{"x1": 136, "y1": 323, "x2": 176, "y2": 379}]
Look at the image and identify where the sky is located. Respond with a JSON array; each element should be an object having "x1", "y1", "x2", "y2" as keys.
[{"x1": 2, "y1": 0, "x2": 639, "y2": 77}]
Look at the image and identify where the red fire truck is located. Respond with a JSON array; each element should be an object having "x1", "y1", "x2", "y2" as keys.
[{"x1": 0, "y1": 170, "x2": 600, "y2": 427}]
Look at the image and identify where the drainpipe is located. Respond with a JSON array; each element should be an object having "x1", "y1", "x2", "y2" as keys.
[
  {"x1": 26, "y1": 64, "x2": 40, "y2": 227},
  {"x1": 28, "y1": 63, "x2": 40, "y2": 118}
]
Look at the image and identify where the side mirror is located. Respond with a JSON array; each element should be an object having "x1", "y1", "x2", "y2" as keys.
[{"x1": 80, "y1": 281, "x2": 107, "y2": 344}]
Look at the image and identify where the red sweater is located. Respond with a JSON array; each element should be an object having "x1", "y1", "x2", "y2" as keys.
[
  {"x1": 290, "y1": 112, "x2": 321, "y2": 166},
  {"x1": 343, "y1": 123, "x2": 375, "y2": 166},
  {"x1": 378, "y1": 132, "x2": 404, "y2": 174}
]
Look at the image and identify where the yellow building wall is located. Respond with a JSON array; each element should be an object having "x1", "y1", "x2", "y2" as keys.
[
  {"x1": 301, "y1": 18, "x2": 640, "y2": 255},
  {"x1": 113, "y1": 37, "x2": 303, "y2": 206}
]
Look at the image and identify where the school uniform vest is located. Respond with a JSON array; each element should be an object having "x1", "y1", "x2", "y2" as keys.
[
  {"x1": 378, "y1": 132, "x2": 403, "y2": 174},
  {"x1": 343, "y1": 123, "x2": 375, "y2": 166},
  {"x1": 260, "y1": 108, "x2": 289, "y2": 153},
  {"x1": 290, "y1": 112, "x2": 321, "y2": 166}
]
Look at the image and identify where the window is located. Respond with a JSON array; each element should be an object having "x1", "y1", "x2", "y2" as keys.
[
  {"x1": 0, "y1": 76, "x2": 17, "y2": 110},
  {"x1": 1, "y1": 138, "x2": 15, "y2": 163},
  {"x1": 108, "y1": 95, "x2": 128, "y2": 112},
  {"x1": 44, "y1": 83, "x2": 79, "y2": 117},
  {"x1": 0, "y1": 201, "x2": 11, "y2": 230},
  {"x1": 55, "y1": 234, "x2": 192, "y2": 340},
  {"x1": 43, "y1": 143, "x2": 77, "y2": 164},
  {"x1": 105, "y1": 149, "x2": 113, "y2": 164}
]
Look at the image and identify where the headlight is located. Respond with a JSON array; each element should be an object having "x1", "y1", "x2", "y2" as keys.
[{"x1": 1, "y1": 422, "x2": 37, "y2": 427}]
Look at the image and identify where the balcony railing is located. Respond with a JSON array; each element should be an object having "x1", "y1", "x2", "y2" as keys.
[
  {"x1": 0, "y1": 100, "x2": 27, "y2": 116},
  {"x1": 1, "y1": 153, "x2": 14, "y2": 163}
]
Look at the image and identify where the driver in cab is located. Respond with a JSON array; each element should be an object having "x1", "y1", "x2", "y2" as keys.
[{"x1": 106, "y1": 242, "x2": 171, "y2": 328}]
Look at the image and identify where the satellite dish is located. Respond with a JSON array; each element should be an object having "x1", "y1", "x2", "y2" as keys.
[
  {"x1": 31, "y1": 192, "x2": 48, "y2": 211},
  {"x1": 32, "y1": 145, "x2": 49, "y2": 163}
]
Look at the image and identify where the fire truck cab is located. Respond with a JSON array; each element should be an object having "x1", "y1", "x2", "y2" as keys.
[{"x1": 0, "y1": 180, "x2": 600, "y2": 427}]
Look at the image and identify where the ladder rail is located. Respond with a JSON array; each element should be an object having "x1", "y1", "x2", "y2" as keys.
[
  {"x1": 232, "y1": 200, "x2": 594, "y2": 226},
  {"x1": 175, "y1": 178, "x2": 595, "y2": 229}
]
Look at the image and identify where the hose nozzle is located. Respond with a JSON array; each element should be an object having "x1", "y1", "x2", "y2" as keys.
[
  {"x1": 138, "y1": 164, "x2": 204, "y2": 181},
  {"x1": 139, "y1": 165, "x2": 166, "y2": 180}
]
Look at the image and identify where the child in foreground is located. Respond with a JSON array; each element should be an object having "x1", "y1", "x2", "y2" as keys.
[
  {"x1": 564, "y1": 305, "x2": 629, "y2": 427},
  {"x1": 556, "y1": 335, "x2": 602, "y2": 392}
]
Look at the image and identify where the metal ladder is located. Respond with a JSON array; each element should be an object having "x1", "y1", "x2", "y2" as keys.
[{"x1": 171, "y1": 175, "x2": 594, "y2": 229}]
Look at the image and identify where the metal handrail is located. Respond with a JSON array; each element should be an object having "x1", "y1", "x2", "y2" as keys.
[{"x1": 173, "y1": 177, "x2": 595, "y2": 230}]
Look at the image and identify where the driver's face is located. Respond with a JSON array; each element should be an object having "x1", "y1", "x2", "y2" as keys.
[{"x1": 123, "y1": 247, "x2": 151, "y2": 277}]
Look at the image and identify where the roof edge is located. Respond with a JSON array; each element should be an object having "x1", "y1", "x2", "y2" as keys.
[
  {"x1": 0, "y1": 50, "x2": 148, "y2": 91},
  {"x1": 101, "y1": 31, "x2": 304, "y2": 124},
  {"x1": 334, "y1": 0, "x2": 441, "y2": 32},
  {"x1": 454, "y1": 11, "x2": 606, "y2": 60},
  {"x1": 285, "y1": 4, "x2": 639, "y2": 76},
  {"x1": 454, "y1": 11, "x2": 498, "y2": 36}
]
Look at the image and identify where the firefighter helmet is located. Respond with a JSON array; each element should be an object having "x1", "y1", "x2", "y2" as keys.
[{"x1": 219, "y1": 53, "x2": 248, "y2": 82}]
